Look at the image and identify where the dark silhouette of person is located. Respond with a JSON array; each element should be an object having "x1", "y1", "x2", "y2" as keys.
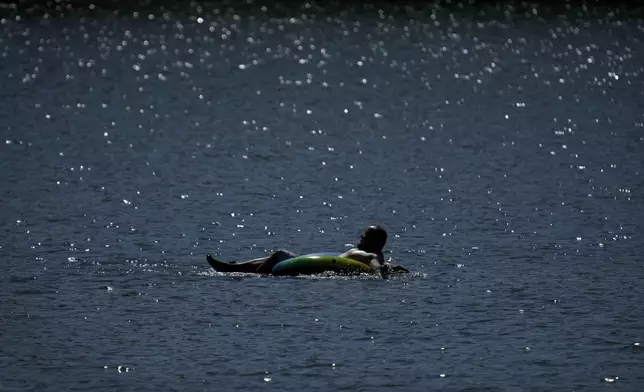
[{"x1": 207, "y1": 225, "x2": 401, "y2": 277}]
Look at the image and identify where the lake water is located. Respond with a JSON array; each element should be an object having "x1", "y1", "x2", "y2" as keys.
[{"x1": 1, "y1": 1, "x2": 643, "y2": 390}]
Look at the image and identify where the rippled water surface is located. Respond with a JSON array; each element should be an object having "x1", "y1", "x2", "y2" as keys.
[{"x1": 1, "y1": 1, "x2": 643, "y2": 390}]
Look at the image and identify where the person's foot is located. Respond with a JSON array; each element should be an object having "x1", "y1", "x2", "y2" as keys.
[{"x1": 207, "y1": 254, "x2": 238, "y2": 272}]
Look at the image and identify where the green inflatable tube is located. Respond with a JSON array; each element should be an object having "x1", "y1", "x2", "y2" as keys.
[{"x1": 271, "y1": 253, "x2": 373, "y2": 276}]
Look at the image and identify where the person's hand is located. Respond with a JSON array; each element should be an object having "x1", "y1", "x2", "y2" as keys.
[{"x1": 379, "y1": 262, "x2": 391, "y2": 279}]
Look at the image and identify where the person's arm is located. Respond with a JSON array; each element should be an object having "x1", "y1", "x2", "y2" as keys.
[{"x1": 341, "y1": 249, "x2": 389, "y2": 278}]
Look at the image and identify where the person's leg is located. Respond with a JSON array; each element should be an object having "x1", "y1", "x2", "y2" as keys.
[
  {"x1": 207, "y1": 250, "x2": 297, "y2": 274},
  {"x1": 207, "y1": 255, "x2": 269, "y2": 273},
  {"x1": 255, "y1": 249, "x2": 297, "y2": 274}
]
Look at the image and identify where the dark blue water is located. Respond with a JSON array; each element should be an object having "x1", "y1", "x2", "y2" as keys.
[{"x1": 1, "y1": 1, "x2": 643, "y2": 390}]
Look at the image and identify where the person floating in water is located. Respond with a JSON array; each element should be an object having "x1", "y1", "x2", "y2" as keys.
[{"x1": 207, "y1": 225, "x2": 406, "y2": 277}]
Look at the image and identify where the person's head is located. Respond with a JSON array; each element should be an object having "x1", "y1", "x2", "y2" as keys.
[{"x1": 357, "y1": 225, "x2": 387, "y2": 253}]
